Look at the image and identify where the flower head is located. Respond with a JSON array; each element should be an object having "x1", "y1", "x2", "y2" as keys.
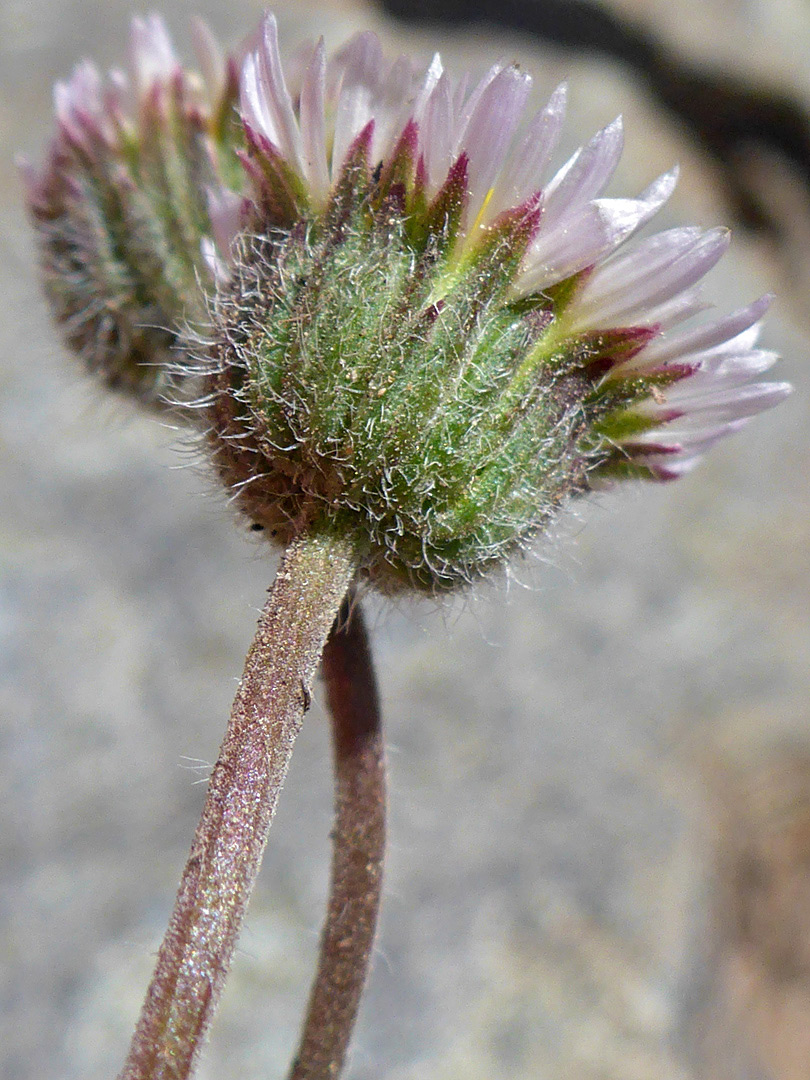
[
  {"x1": 201, "y1": 14, "x2": 790, "y2": 592},
  {"x1": 23, "y1": 15, "x2": 241, "y2": 403},
  {"x1": 26, "y1": 12, "x2": 789, "y2": 592}
]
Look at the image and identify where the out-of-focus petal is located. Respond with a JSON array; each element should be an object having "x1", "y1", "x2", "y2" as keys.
[
  {"x1": 129, "y1": 14, "x2": 178, "y2": 96},
  {"x1": 191, "y1": 17, "x2": 227, "y2": 104},
  {"x1": 331, "y1": 31, "x2": 384, "y2": 174}
]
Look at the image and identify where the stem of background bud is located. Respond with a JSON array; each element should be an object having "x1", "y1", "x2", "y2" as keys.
[
  {"x1": 290, "y1": 592, "x2": 386, "y2": 1080},
  {"x1": 118, "y1": 529, "x2": 358, "y2": 1080}
]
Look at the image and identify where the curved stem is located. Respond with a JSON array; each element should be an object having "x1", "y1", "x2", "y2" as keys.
[
  {"x1": 289, "y1": 594, "x2": 386, "y2": 1080},
  {"x1": 118, "y1": 530, "x2": 357, "y2": 1080}
]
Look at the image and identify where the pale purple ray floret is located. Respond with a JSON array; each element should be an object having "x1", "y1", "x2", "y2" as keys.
[
  {"x1": 562, "y1": 230, "x2": 789, "y2": 477},
  {"x1": 41, "y1": 12, "x2": 223, "y2": 161},
  {"x1": 623, "y1": 297, "x2": 788, "y2": 478},
  {"x1": 128, "y1": 12, "x2": 180, "y2": 93},
  {"x1": 199, "y1": 12, "x2": 795, "y2": 481},
  {"x1": 51, "y1": 12, "x2": 182, "y2": 139},
  {"x1": 51, "y1": 61, "x2": 108, "y2": 147}
]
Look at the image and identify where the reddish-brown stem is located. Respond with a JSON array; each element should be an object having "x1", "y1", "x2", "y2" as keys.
[
  {"x1": 118, "y1": 530, "x2": 357, "y2": 1080},
  {"x1": 289, "y1": 594, "x2": 386, "y2": 1080}
]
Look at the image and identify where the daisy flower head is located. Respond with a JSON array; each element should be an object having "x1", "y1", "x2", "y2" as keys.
[
  {"x1": 26, "y1": 11, "x2": 789, "y2": 590},
  {"x1": 23, "y1": 15, "x2": 240, "y2": 403},
  {"x1": 203, "y1": 13, "x2": 790, "y2": 593}
]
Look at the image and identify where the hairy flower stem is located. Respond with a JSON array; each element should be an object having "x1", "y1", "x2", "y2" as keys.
[
  {"x1": 290, "y1": 594, "x2": 386, "y2": 1080},
  {"x1": 118, "y1": 529, "x2": 357, "y2": 1080}
]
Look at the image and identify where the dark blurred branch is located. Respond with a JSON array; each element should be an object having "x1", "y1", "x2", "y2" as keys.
[{"x1": 289, "y1": 595, "x2": 386, "y2": 1080}]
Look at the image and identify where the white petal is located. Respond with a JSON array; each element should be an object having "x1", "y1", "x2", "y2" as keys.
[
  {"x1": 639, "y1": 295, "x2": 772, "y2": 365},
  {"x1": 129, "y1": 14, "x2": 177, "y2": 95},
  {"x1": 240, "y1": 53, "x2": 280, "y2": 148},
  {"x1": 541, "y1": 117, "x2": 624, "y2": 227},
  {"x1": 331, "y1": 31, "x2": 383, "y2": 174},
  {"x1": 370, "y1": 55, "x2": 416, "y2": 165},
  {"x1": 255, "y1": 14, "x2": 304, "y2": 172},
  {"x1": 649, "y1": 455, "x2": 702, "y2": 478},
  {"x1": 688, "y1": 343, "x2": 778, "y2": 379},
  {"x1": 55, "y1": 62, "x2": 103, "y2": 135},
  {"x1": 573, "y1": 226, "x2": 729, "y2": 329},
  {"x1": 201, "y1": 236, "x2": 230, "y2": 284},
  {"x1": 595, "y1": 169, "x2": 678, "y2": 245},
  {"x1": 634, "y1": 288, "x2": 711, "y2": 331},
  {"x1": 411, "y1": 52, "x2": 444, "y2": 123},
  {"x1": 489, "y1": 82, "x2": 568, "y2": 214},
  {"x1": 671, "y1": 360, "x2": 778, "y2": 396},
  {"x1": 519, "y1": 174, "x2": 675, "y2": 293},
  {"x1": 458, "y1": 66, "x2": 532, "y2": 228},
  {"x1": 636, "y1": 421, "x2": 748, "y2": 452},
  {"x1": 648, "y1": 381, "x2": 792, "y2": 424},
  {"x1": 518, "y1": 204, "x2": 609, "y2": 291},
  {"x1": 206, "y1": 187, "x2": 245, "y2": 261},
  {"x1": 453, "y1": 63, "x2": 503, "y2": 143},
  {"x1": 299, "y1": 39, "x2": 330, "y2": 203},
  {"x1": 567, "y1": 224, "x2": 699, "y2": 327},
  {"x1": 419, "y1": 71, "x2": 454, "y2": 193},
  {"x1": 451, "y1": 70, "x2": 471, "y2": 119},
  {"x1": 191, "y1": 17, "x2": 226, "y2": 103}
]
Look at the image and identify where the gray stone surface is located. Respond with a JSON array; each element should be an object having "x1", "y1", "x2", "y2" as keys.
[{"x1": 2, "y1": 2, "x2": 809, "y2": 1078}]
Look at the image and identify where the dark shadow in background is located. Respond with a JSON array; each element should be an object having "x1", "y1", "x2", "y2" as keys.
[{"x1": 380, "y1": 0, "x2": 810, "y2": 242}]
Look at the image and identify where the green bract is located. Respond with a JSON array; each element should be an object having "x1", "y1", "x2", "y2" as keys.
[{"x1": 206, "y1": 142, "x2": 657, "y2": 592}]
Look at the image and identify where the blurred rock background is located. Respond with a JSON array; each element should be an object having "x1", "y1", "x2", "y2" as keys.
[{"x1": 1, "y1": 1, "x2": 808, "y2": 1078}]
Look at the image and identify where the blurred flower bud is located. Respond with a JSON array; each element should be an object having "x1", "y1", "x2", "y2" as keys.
[{"x1": 23, "y1": 14, "x2": 242, "y2": 404}]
